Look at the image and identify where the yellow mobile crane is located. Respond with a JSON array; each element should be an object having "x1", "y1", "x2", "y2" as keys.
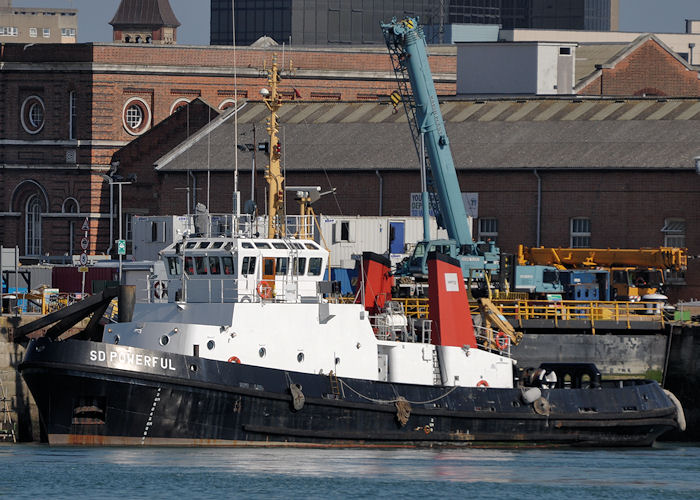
[{"x1": 518, "y1": 246, "x2": 687, "y2": 301}]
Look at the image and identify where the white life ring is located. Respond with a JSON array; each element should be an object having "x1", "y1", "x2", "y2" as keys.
[
  {"x1": 495, "y1": 331, "x2": 509, "y2": 350},
  {"x1": 257, "y1": 281, "x2": 272, "y2": 300}
]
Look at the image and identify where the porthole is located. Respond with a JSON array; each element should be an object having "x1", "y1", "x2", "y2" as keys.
[
  {"x1": 334, "y1": 357, "x2": 340, "y2": 365},
  {"x1": 189, "y1": 363, "x2": 198, "y2": 372},
  {"x1": 259, "y1": 347, "x2": 266, "y2": 358},
  {"x1": 160, "y1": 335, "x2": 170, "y2": 346},
  {"x1": 20, "y1": 95, "x2": 46, "y2": 134},
  {"x1": 122, "y1": 97, "x2": 151, "y2": 136},
  {"x1": 207, "y1": 340, "x2": 215, "y2": 350},
  {"x1": 114, "y1": 335, "x2": 120, "y2": 345},
  {"x1": 297, "y1": 352, "x2": 304, "y2": 363}
]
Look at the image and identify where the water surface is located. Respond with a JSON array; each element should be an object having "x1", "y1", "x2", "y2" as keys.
[{"x1": 1, "y1": 443, "x2": 697, "y2": 499}]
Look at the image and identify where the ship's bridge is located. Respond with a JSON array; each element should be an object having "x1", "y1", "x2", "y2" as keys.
[{"x1": 156, "y1": 237, "x2": 328, "y2": 304}]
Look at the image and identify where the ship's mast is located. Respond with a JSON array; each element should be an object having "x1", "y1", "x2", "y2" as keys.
[{"x1": 262, "y1": 57, "x2": 285, "y2": 238}]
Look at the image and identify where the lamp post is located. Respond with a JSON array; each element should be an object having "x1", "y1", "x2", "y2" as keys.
[{"x1": 100, "y1": 173, "x2": 132, "y2": 283}]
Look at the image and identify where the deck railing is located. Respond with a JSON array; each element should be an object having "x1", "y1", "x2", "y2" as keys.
[{"x1": 179, "y1": 213, "x2": 316, "y2": 240}]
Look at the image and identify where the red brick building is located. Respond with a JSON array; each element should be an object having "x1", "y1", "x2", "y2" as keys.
[
  {"x1": 0, "y1": 41, "x2": 454, "y2": 259},
  {"x1": 578, "y1": 35, "x2": 700, "y2": 96}
]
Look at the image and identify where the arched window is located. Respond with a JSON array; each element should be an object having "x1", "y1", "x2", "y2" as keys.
[
  {"x1": 62, "y1": 197, "x2": 79, "y2": 213},
  {"x1": 170, "y1": 98, "x2": 191, "y2": 115},
  {"x1": 219, "y1": 99, "x2": 236, "y2": 110},
  {"x1": 25, "y1": 194, "x2": 43, "y2": 256}
]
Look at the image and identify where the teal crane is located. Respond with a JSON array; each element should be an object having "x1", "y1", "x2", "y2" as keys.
[{"x1": 381, "y1": 17, "x2": 500, "y2": 288}]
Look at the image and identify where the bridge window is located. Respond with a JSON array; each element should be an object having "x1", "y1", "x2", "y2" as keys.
[
  {"x1": 184, "y1": 257, "x2": 194, "y2": 275},
  {"x1": 294, "y1": 257, "x2": 306, "y2": 275},
  {"x1": 308, "y1": 258, "x2": 323, "y2": 276},
  {"x1": 209, "y1": 257, "x2": 221, "y2": 275},
  {"x1": 222, "y1": 256, "x2": 234, "y2": 274},
  {"x1": 241, "y1": 256, "x2": 256, "y2": 275},
  {"x1": 273, "y1": 242, "x2": 288, "y2": 249},
  {"x1": 242, "y1": 242, "x2": 254, "y2": 249},
  {"x1": 276, "y1": 257, "x2": 289, "y2": 275},
  {"x1": 195, "y1": 256, "x2": 208, "y2": 275},
  {"x1": 167, "y1": 257, "x2": 181, "y2": 275},
  {"x1": 254, "y1": 242, "x2": 271, "y2": 249},
  {"x1": 194, "y1": 257, "x2": 207, "y2": 274}
]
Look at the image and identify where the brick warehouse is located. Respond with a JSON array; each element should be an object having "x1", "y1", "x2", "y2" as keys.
[
  {"x1": 1, "y1": 33, "x2": 699, "y2": 299},
  {"x1": 114, "y1": 97, "x2": 700, "y2": 301},
  {"x1": 0, "y1": 41, "x2": 455, "y2": 258}
]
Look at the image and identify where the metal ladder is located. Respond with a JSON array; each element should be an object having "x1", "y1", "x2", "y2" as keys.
[
  {"x1": 431, "y1": 349, "x2": 442, "y2": 386},
  {"x1": 384, "y1": 27, "x2": 442, "y2": 222},
  {"x1": 329, "y1": 371, "x2": 340, "y2": 396},
  {"x1": 0, "y1": 375, "x2": 16, "y2": 443}
]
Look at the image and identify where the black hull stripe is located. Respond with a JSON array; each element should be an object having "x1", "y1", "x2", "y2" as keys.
[{"x1": 21, "y1": 361, "x2": 678, "y2": 424}]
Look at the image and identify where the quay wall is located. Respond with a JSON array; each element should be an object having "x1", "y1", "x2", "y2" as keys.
[
  {"x1": 0, "y1": 316, "x2": 40, "y2": 442},
  {"x1": 511, "y1": 333, "x2": 668, "y2": 378},
  {"x1": 664, "y1": 325, "x2": 700, "y2": 441}
]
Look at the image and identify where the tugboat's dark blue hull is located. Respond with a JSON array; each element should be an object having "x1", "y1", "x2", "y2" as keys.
[{"x1": 19, "y1": 338, "x2": 679, "y2": 447}]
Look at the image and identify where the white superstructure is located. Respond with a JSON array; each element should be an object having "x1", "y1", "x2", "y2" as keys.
[{"x1": 104, "y1": 232, "x2": 514, "y2": 389}]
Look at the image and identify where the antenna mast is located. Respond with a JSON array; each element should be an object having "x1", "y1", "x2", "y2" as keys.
[{"x1": 262, "y1": 56, "x2": 285, "y2": 238}]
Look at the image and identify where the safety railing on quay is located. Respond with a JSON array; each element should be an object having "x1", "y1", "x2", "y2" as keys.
[
  {"x1": 0, "y1": 290, "x2": 87, "y2": 316},
  {"x1": 366, "y1": 298, "x2": 666, "y2": 330},
  {"x1": 496, "y1": 300, "x2": 665, "y2": 328}
]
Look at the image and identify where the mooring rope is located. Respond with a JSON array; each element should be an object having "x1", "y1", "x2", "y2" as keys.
[{"x1": 338, "y1": 378, "x2": 459, "y2": 405}]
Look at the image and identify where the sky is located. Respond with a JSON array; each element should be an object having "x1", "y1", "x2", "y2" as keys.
[{"x1": 13, "y1": 0, "x2": 700, "y2": 45}]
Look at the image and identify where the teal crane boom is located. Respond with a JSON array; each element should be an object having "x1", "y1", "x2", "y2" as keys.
[
  {"x1": 381, "y1": 17, "x2": 499, "y2": 286},
  {"x1": 382, "y1": 17, "x2": 471, "y2": 247}
]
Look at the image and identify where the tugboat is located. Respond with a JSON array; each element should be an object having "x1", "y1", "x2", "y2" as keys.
[
  {"x1": 16, "y1": 243, "x2": 684, "y2": 446},
  {"x1": 17, "y1": 56, "x2": 684, "y2": 448}
]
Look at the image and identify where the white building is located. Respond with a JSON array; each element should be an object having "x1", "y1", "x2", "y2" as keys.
[{"x1": 457, "y1": 41, "x2": 578, "y2": 95}]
